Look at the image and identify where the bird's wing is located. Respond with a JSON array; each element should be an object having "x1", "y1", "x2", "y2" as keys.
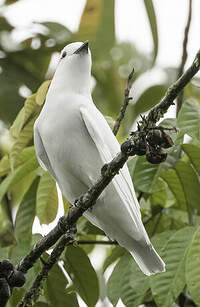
[
  {"x1": 34, "y1": 124, "x2": 57, "y2": 181},
  {"x1": 80, "y1": 105, "x2": 142, "y2": 221}
]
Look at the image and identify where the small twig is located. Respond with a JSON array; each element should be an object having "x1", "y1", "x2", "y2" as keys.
[
  {"x1": 113, "y1": 67, "x2": 134, "y2": 135},
  {"x1": 72, "y1": 240, "x2": 118, "y2": 245},
  {"x1": 18, "y1": 234, "x2": 73, "y2": 307},
  {"x1": 176, "y1": 0, "x2": 193, "y2": 115}
]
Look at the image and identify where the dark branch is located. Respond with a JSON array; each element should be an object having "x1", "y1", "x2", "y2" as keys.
[
  {"x1": 112, "y1": 67, "x2": 134, "y2": 135},
  {"x1": 4, "y1": 47, "x2": 200, "y2": 306},
  {"x1": 18, "y1": 234, "x2": 73, "y2": 307},
  {"x1": 176, "y1": 0, "x2": 193, "y2": 115}
]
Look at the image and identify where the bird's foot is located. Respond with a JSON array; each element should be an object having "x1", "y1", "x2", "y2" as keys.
[
  {"x1": 73, "y1": 195, "x2": 84, "y2": 208},
  {"x1": 73, "y1": 195, "x2": 93, "y2": 212}
]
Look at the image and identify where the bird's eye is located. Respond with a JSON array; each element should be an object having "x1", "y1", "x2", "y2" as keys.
[{"x1": 61, "y1": 51, "x2": 67, "y2": 59}]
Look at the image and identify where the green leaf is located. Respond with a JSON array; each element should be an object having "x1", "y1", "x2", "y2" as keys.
[
  {"x1": 133, "y1": 156, "x2": 161, "y2": 193},
  {"x1": 182, "y1": 143, "x2": 200, "y2": 175},
  {"x1": 78, "y1": 217, "x2": 105, "y2": 236},
  {"x1": 35, "y1": 80, "x2": 51, "y2": 106},
  {"x1": 186, "y1": 226, "x2": 200, "y2": 306},
  {"x1": 15, "y1": 178, "x2": 38, "y2": 245},
  {"x1": 161, "y1": 169, "x2": 187, "y2": 211},
  {"x1": 107, "y1": 252, "x2": 149, "y2": 306},
  {"x1": 0, "y1": 155, "x2": 39, "y2": 202},
  {"x1": 41, "y1": 22, "x2": 72, "y2": 44},
  {"x1": 0, "y1": 146, "x2": 35, "y2": 177},
  {"x1": 161, "y1": 158, "x2": 200, "y2": 214},
  {"x1": 133, "y1": 144, "x2": 181, "y2": 193},
  {"x1": 0, "y1": 15, "x2": 13, "y2": 31},
  {"x1": 175, "y1": 160, "x2": 200, "y2": 213},
  {"x1": 8, "y1": 288, "x2": 25, "y2": 307},
  {"x1": 150, "y1": 180, "x2": 167, "y2": 207},
  {"x1": 10, "y1": 94, "x2": 37, "y2": 139},
  {"x1": 0, "y1": 198, "x2": 15, "y2": 246},
  {"x1": 103, "y1": 246, "x2": 125, "y2": 272},
  {"x1": 46, "y1": 263, "x2": 72, "y2": 307},
  {"x1": 78, "y1": 0, "x2": 115, "y2": 59},
  {"x1": 150, "y1": 227, "x2": 195, "y2": 307},
  {"x1": 143, "y1": 0, "x2": 158, "y2": 63},
  {"x1": 133, "y1": 85, "x2": 166, "y2": 121},
  {"x1": 0, "y1": 247, "x2": 10, "y2": 261},
  {"x1": 8, "y1": 170, "x2": 37, "y2": 207},
  {"x1": 64, "y1": 246, "x2": 99, "y2": 307},
  {"x1": 10, "y1": 115, "x2": 38, "y2": 170},
  {"x1": 177, "y1": 99, "x2": 200, "y2": 139},
  {"x1": 36, "y1": 172, "x2": 58, "y2": 224}
]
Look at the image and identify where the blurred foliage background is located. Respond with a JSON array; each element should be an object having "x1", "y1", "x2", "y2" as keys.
[{"x1": 0, "y1": 0, "x2": 200, "y2": 306}]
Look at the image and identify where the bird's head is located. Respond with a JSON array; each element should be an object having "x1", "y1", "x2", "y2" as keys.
[{"x1": 53, "y1": 41, "x2": 92, "y2": 95}]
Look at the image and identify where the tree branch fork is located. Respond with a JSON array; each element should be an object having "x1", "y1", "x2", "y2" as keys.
[{"x1": 1, "y1": 48, "x2": 200, "y2": 306}]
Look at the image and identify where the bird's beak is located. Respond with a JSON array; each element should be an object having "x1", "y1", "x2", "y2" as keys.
[{"x1": 74, "y1": 40, "x2": 89, "y2": 55}]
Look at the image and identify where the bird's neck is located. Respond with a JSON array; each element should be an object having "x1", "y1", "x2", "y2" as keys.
[
  {"x1": 50, "y1": 75, "x2": 91, "y2": 97},
  {"x1": 50, "y1": 59, "x2": 92, "y2": 97}
]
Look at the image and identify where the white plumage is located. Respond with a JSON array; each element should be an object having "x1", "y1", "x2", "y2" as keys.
[{"x1": 34, "y1": 41, "x2": 165, "y2": 275}]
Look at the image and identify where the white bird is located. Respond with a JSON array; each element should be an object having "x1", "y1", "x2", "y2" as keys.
[{"x1": 34, "y1": 41, "x2": 165, "y2": 275}]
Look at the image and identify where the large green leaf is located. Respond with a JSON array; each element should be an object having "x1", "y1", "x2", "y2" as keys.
[
  {"x1": 161, "y1": 169, "x2": 187, "y2": 211},
  {"x1": 182, "y1": 143, "x2": 200, "y2": 175},
  {"x1": 10, "y1": 179, "x2": 39, "y2": 263},
  {"x1": 186, "y1": 226, "x2": 200, "y2": 306},
  {"x1": 161, "y1": 159, "x2": 200, "y2": 214},
  {"x1": 177, "y1": 99, "x2": 200, "y2": 139},
  {"x1": 175, "y1": 160, "x2": 200, "y2": 213},
  {"x1": 0, "y1": 155, "x2": 39, "y2": 202},
  {"x1": 46, "y1": 263, "x2": 77, "y2": 307},
  {"x1": 132, "y1": 146, "x2": 179, "y2": 194},
  {"x1": 41, "y1": 22, "x2": 72, "y2": 45},
  {"x1": 64, "y1": 246, "x2": 99, "y2": 307},
  {"x1": 35, "y1": 80, "x2": 51, "y2": 106},
  {"x1": 8, "y1": 170, "x2": 37, "y2": 207},
  {"x1": 14, "y1": 178, "x2": 38, "y2": 245},
  {"x1": 0, "y1": 146, "x2": 35, "y2": 177},
  {"x1": 132, "y1": 85, "x2": 166, "y2": 121},
  {"x1": 78, "y1": 0, "x2": 115, "y2": 59},
  {"x1": 36, "y1": 172, "x2": 58, "y2": 225},
  {"x1": 10, "y1": 115, "x2": 38, "y2": 170},
  {"x1": 7, "y1": 288, "x2": 25, "y2": 307},
  {"x1": 0, "y1": 198, "x2": 15, "y2": 246},
  {"x1": 150, "y1": 227, "x2": 195, "y2": 307},
  {"x1": 103, "y1": 246, "x2": 125, "y2": 272},
  {"x1": 150, "y1": 180, "x2": 167, "y2": 207},
  {"x1": 107, "y1": 252, "x2": 149, "y2": 306},
  {"x1": 0, "y1": 49, "x2": 50, "y2": 124},
  {"x1": 143, "y1": 0, "x2": 158, "y2": 63},
  {"x1": 10, "y1": 94, "x2": 37, "y2": 139}
]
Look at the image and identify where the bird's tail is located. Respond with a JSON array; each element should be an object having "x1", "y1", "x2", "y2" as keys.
[{"x1": 130, "y1": 242, "x2": 165, "y2": 276}]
